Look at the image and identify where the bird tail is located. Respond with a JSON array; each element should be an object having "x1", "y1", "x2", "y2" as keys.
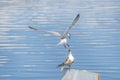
[{"x1": 57, "y1": 63, "x2": 64, "y2": 68}]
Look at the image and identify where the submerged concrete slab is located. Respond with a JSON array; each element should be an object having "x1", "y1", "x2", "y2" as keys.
[{"x1": 62, "y1": 68, "x2": 100, "y2": 80}]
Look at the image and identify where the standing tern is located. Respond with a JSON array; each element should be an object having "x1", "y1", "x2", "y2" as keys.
[
  {"x1": 29, "y1": 14, "x2": 80, "y2": 48},
  {"x1": 57, "y1": 49, "x2": 74, "y2": 68}
]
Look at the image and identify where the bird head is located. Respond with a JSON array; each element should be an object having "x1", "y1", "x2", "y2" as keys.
[
  {"x1": 67, "y1": 33, "x2": 71, "y2": 39},
  {"x1": 68, "y1": 49, "x2": 72, "y2": 54}
]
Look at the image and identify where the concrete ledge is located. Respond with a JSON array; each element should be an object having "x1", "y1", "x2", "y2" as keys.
[{"x1": 62, "y1": 68, "x2": 100, "y2": 80}]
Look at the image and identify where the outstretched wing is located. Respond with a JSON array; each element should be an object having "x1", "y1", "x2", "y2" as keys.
[
  {"x1": 63, "y1": 14, "x2": 80, "y2": 36},
  {"x1": 28, "y1": 26, "x2": 61, "y2": 37}
]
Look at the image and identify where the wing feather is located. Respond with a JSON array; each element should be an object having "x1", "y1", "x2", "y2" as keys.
[
  {"x1": 28, "y1": 26, "x2": 61, "y2": 37},
  {"x1": 63, "y1": 14, "x2": 80, "y2": 36}
]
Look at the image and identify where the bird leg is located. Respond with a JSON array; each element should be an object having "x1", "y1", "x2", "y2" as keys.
[
  {"x1": 67, "y1": 43, "x2": 70, "y2": 48},
  {"x1": 68, "y1": 65, "x2": 71, "y2": 71},
  {"x1": 64, "y1": 44, "x2": 67, "y2": 48},
  {"x1": 69, "y1": 65, "x2": 71, "y2": 69}
]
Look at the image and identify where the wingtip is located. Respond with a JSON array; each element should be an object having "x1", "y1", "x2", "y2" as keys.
[
  {"x1": 57, "y1": 65, "x2": 62, "y2": 68},
  {"x1": 28, "y1": 26, "x2": 31, "y2": 28},
  {"x1": 57, "y1": 65, "x2": 61, "y2": 68},
  {"x1": 57, "y1": 63, "x2": 64, "y2": 68},
  {"x1": 28, "y1": 26, "x2": 37, "y2": 30},
  {"x1": 77, "y1": 13, "x2": 80, "y2": 18},
  {"x1": 28, "y1": 26, "x2": 33, "y2": 29}
]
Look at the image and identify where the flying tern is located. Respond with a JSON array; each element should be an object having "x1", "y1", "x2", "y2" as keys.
[{"x1": 29, "y1": 14, "x2": 80, "y2": 48}]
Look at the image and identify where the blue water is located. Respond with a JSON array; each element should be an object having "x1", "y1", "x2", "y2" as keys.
[{"x1": 0, "y1": 0, "x2": 120, "y2": 80}]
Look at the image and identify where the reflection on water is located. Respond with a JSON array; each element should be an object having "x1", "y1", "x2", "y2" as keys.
[{"x1": 0, "y1": 0, "x2": 120, "y2": 80}]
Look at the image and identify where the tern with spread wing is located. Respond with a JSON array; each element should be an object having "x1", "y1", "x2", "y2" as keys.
[
  {"x1": 29, "y1": 14, "x2": 80, "y2": 48},
  {"x1": 57, "y1": 49, "x2": 74, "y2": 68}
]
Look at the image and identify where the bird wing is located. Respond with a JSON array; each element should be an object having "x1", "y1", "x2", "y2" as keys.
[
  {"x1": 28, "y1": 26, "x2": 61, "y2": 37},
  {"x1": 57, "y1": 57, "x2": 69, "y2": 67},
  {"x1": 63, "y1": 14, "x2": 80, "y2": 36},
  {"x1": 63, "y1": 57, "x2": 70, "y2": 65}
]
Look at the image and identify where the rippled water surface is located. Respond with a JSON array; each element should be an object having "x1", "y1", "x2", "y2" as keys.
[{"x1": 0, "y1": 0, "x2": 120, "y2": 80}]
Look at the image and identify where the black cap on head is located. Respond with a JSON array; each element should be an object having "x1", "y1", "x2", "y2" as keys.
[{"x1": 68, "y1": 49, "x2": 71, "y2": 52}]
